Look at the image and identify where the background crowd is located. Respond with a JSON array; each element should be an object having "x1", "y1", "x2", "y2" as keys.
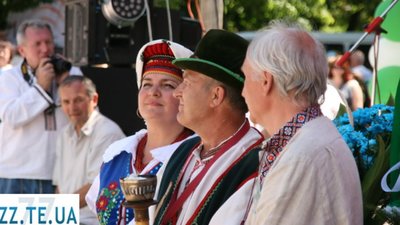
[{"x1": 0, "y1": 17, "x2": 378, "y2": 225}]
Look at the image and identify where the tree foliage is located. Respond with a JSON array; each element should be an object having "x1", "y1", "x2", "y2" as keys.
[
  {"x1": 224, "y1": 0, "x2": 382, "y2": 32},
  {"x1": 0, "y1": 0, "x2": 385, "y2": 33}
]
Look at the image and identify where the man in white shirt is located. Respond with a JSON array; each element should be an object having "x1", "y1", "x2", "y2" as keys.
[
  {"x1": 53, "y1": 75, "x2": 125, "y2": 224},
  {"x1": 0, "y1": 19, "x2": 82, "y2": 193},
  {"x1": 241, "y1": 21, "x2": 363, "y2": 225}
]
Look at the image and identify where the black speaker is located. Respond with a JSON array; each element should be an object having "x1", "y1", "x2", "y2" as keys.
[
  {"x1": 179, "y1": 17, "x2": 202, "y2": 51},
  {"x1": 65, "y1": 0, "x2": 148, "y2": 66},
  {"x1": 65, "y1": 0, "x2": 202, "y2": 134},
  {"x1": 65, "y1": 0, "x2": 202, "y2": 67},
  {"x1": 81, "y1": 66, "x2": 145, "y2": 135}
]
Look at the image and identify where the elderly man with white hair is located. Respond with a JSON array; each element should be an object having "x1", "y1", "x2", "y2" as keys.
[{"x1": 241, "y1": 21, "x2": 363, "y2": 225}]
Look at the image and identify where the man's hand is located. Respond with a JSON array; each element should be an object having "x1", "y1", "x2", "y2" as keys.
[{"x1": 35, "y1": 57, "x2": 55, "y2": 92}]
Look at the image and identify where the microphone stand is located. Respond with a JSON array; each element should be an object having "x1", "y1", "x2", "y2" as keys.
[{"x1": 336, "y1": 0, "x2": 399, "y2": 106}]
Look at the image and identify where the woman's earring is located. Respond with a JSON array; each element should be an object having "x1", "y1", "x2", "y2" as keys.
[{"x1": 136, "y1": 108, "x2": 143, "y2": 119}]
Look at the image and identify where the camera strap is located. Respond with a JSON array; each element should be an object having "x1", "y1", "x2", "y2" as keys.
[
  {"x1": 21, "y1": 60, "x2": 33, "y2": 86},
  {"x1": 21, "y1": 59, "x2": 57, "y2": 131}
]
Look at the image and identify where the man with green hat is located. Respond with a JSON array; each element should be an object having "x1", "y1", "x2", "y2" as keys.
[{"x1": 152, "y1": 29, "x2": 264, "y2": 225}]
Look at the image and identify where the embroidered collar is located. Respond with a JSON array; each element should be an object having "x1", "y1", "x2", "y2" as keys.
[
  {"x1": 151, "y1": 134, "x2": 197, "y2": 162},
  {"x1": 102, "y1": 129, "x2": 197, "y2": 163},
  {"x1": 134, "y1": 129, "x2": 195, "y2": 173},
  {"x1": 259, "y1": 105, "x2": 322, "y2": 184}
]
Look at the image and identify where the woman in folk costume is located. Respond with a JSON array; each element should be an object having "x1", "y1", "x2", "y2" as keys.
[{"x1": 86, "y1": 40, "x2": 195, "y2": 225}]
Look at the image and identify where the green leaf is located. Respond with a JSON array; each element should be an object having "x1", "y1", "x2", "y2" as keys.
[
  {"x1": 386, "y1": 94, "x2": 395, "y2": 106},
  {"x1": 389, "y1": 80, "x2": 400, "y2": 207},
  {"x1": 362, "y1": 135, "x2": 390, "y2": 224},
  {"x1": 336, "y1": 103, "x2": 348, "y2": 119}
]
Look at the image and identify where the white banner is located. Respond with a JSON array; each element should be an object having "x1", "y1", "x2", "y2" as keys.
[
  {"x1": 381, "y1": 161, "x2": 400, "y2": 192},
  {"x1": 0, "y1": 194, "x2": 79, "y2": 225}
]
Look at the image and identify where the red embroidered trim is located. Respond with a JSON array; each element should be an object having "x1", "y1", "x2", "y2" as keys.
[
  {"x1": 133, "y1": 129, "x2": 194, "y2": 174},
  {"x1": 160, "y1": 122, "x2": 250, "y2": 224},
  {"x1": 259, "y1": 105, "x2": 322, "y2": 185},
  {"x1": 186, "y1": 137, "x2": 264, "y2": 224},
  {"x1": 134, "y1": 134, "x2": 148, "y2": 173}
]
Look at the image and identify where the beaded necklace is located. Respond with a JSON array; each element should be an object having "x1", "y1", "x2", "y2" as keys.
[
  {"x1": 199, "y1": 144, "x2": 220, "y2": 161},
  {"x1": 199, "y1": 120, "x2": 247, "y2": 161}
]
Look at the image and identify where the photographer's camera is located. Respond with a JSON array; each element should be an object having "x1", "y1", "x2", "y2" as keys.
[{"x1": 49, "y1": 55, "x2": 72, "y2": 76}]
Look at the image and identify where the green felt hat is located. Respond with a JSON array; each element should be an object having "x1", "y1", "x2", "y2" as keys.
[{"x1": 172, "y1": 29, "x2": 249, "y2": 90}]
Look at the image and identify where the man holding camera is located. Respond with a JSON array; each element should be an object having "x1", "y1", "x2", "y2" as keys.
[{"x1": 0, "y1": 19, "x2": 82, "y2": 193}]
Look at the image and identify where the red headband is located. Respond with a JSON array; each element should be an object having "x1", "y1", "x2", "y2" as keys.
[{"x1": 142, "y1": 43, "x2": 183, "y2": 81}]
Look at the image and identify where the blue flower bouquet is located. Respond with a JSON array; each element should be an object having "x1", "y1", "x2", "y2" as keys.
[{"x1": 334, "y1": 104, "x2": 396, "y2": 224}]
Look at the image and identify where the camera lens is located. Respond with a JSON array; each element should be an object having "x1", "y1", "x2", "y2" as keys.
[{"x1": 50, "y1": 56, "x2": 72, "y2": 76}]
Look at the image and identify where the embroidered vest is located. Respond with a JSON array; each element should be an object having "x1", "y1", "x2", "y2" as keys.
[
  {"x1": 154, "y1": 136, "x2": 263, "y2": 225},
  {"x1": 96, "y1": 151, "x2": 162, "y2": 225}
]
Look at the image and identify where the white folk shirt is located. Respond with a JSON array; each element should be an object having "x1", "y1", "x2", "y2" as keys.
[
  {"x1": 245, "y1": 117, "x2": 363, "y2": 225},
  {"x1": 173, "y1": 128, "x2": 262, "y2": 225},
  {"x1": 53, "y1": 110, "x2": 125, "y2": 224},
  {"x1": 0, "y1": 63, "x2": 81, "y2": 180}
]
